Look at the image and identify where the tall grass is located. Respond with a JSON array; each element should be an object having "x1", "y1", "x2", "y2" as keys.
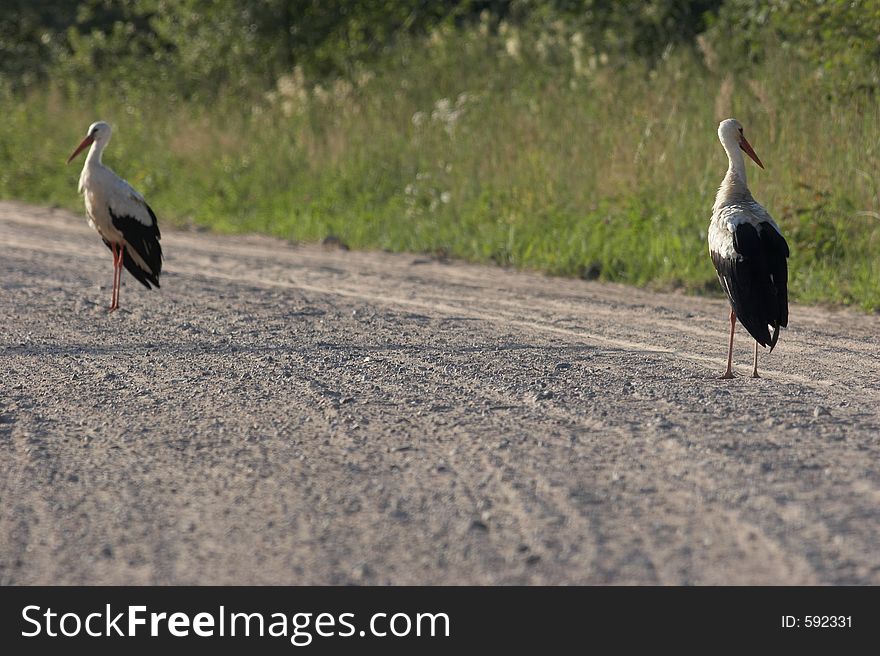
[{"x1": 1, "y1": 25, "x2": 878, "y2": 309}]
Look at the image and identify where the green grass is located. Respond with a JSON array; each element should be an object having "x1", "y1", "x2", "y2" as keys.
[{"x1": 1, "y1": 28, "x2": 878, "y2": 309}]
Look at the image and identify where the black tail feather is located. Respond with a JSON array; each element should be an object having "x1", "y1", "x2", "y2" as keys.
[{"x1": 102, "y1": 239, "x2": 161, "y2": 289}]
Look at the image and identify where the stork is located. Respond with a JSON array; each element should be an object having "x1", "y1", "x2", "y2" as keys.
[
  {"x1": 67, "y1": 121, "x2": 162, "y2": 312},
  {"x1": 708, "y1": 118, "x2": 789, "y2": 379}
]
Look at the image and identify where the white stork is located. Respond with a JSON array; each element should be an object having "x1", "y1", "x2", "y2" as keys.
[
  {"x1": 67, "y1": 121, "x2": 162, "y2": 311},
  {"x1": 708, "y1": 118, "x2": 789, "y2": 379}
]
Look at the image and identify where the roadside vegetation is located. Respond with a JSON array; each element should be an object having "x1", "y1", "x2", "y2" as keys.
[{"x1": 1, "y1": 1, "x2": 878, "y2": 308}]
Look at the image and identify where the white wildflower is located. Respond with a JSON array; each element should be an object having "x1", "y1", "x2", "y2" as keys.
[
  {"x1": 312, "y1": 84, "x2": 329, "y2": 104},
  {"x1": 505, "y1": 34, "x2": 521, "y2": 60},
  {"x1": 356, "y1": 69, "x2": 375, "y2": 88},
  {"x1": 433, "y1": 97, "x2": 451, "y2": 117}
]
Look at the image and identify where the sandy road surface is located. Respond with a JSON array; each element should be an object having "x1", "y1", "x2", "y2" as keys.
[{"x1": 2, "y1": 200, "x2": 879, "y2": 585}]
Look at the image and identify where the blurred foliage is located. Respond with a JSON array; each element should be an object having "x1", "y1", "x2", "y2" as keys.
[
  {"x1": 500, "y1": 0, "x2": 723, "y2": 59},
  {"x1": 2, "y1": 1, "x2": 877, "y2": 96},
  {"x1": 0, "y1": 2, "x2": 752, "y2": 87},
  {"x1": 705, "y1": 0, "x2": 880, "y2": 93},
  {"x1": 3, "y1": 0, "x2": 468, "y2": 95},
  {"x1": 0, "y1": 1, "x2": 77, "y2": 86}
]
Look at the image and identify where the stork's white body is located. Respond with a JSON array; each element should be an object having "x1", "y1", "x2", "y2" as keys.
[
  {"x1": 78, "y1": 150, "x2": 155, "y2": 273},
  {"x1": 68, "y1": 121, "x2": 162, "y2": 310}
]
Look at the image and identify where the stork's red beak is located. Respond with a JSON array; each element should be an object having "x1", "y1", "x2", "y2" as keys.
[
  {"x1": 739, "y1": 135, "x2": 764, "y2": 169},
  {"x1": 67, "y1": 134, "x2": 94, "y2": 164}
]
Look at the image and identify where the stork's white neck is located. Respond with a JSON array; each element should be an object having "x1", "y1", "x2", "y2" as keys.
[
  {"x1": 77, "y1": 138, "x2": 110, "y2": 194},
  {"x1": 85, "y1": 139, "x2": 108, "y2": 167},
  {"x1": 714, "y1": 130, "x2": 750, "y2": 210}
]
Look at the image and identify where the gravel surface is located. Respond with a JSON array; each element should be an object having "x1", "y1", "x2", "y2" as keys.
[{"x1": 2, "y1": 200, "x2": 879, "y2": 585}]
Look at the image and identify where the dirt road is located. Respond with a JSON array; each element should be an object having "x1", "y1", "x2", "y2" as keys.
[{"x1": 2, "y1": 200, "x2": 879, "y2": 585}]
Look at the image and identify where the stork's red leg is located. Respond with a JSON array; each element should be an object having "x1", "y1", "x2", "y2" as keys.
[
  {"x1": 720, "y1": 308, "x2": 736, "y2": 379},
  {"x1": 111, "y1": 243, "x2": 125, "y2": 311},
  {"x1": 109, "y1": 243, "x2": 119, "y2": 312},
  {"x1": 113, "y1": 246, "x2": 120, "y2": 311},
  {"x1": 118, "y1": 244, "x2": 125, "y2": 308},
  {"x1": 751, "y1": 341, "x2": 760, "y2": 378}
]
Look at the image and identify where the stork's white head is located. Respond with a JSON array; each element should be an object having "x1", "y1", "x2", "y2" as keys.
[
  {"x1": 67, "y1": 121, "x2": 112, "y2": 164},
  {"x1": 718, "y1": 118, "x2": 764, "y2": 169}
]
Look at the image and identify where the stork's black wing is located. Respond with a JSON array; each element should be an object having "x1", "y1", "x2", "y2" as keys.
[
  {"x1": 711, "y1": 221, "x2": 789, "y2": 349},
  {"x1": 108, "y1": 204, "x2": 162, "y2": 289}
]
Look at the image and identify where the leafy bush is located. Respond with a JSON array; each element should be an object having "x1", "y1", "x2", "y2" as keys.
[
  {"x1": 705, "y1": 0, "x2": 880, "y2": 93},
  {"x1": 2, "y1": 1, "x2": 728, "y2": 95}
]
